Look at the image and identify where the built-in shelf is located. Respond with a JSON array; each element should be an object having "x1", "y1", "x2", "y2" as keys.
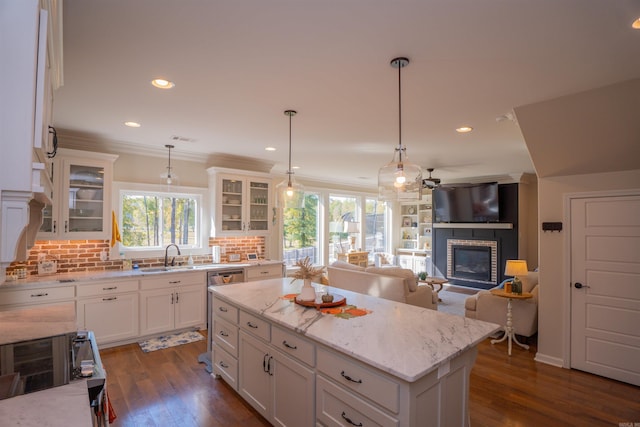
[{"x1": 432, "y1": 223, "x2": 513, "y2": 229}]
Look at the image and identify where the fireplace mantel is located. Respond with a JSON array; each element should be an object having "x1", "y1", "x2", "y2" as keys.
[{"x1": 433, "y1": 223, "x2": 513, "y2": 229}]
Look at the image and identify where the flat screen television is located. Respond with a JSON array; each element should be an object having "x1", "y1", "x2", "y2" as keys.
[{"x1": 433, "y1": 182, "x2": 499, "y2": 223}]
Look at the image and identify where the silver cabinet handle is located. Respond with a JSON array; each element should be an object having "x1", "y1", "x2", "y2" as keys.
[
  {"x1": 341, "y1": 412, "x2": 363, "y2": 426},
  {"x1": 219, "y1": 331, "x2": 229, "y2": 337},
  {"x1": 169, "y1": 280, "x2": 181, "y2": 284},
  {"x1": 247, "y1": 321, "x2": 259, "y2": 329},
  {"x1": 102, "y1": 297, "x2": 117, "y2": 301},
  {"x1": 219, "y1": 361, "x2": 229, "y2": 369},
  {"x1": 218, "y1": 306, "x2": 228, "y2": 312},
  {"x1": 31, "y1": 293, "x2": 48, "y2": 297},
  {"x1": 102, "y1": 286, "x2": 117, "y2": 290}
]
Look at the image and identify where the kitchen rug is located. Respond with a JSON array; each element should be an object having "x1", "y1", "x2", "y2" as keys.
[{"x1": 138, "y1": 330, "x2": 204, "y2": 353}]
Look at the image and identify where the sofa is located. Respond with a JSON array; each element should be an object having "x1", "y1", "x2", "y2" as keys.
[
  {"x1": 464, "y1": 271, "x2": 539, "y2": 337},
  {"x1": 326, "y1": 261, "x2": 437, "y2": 309}
]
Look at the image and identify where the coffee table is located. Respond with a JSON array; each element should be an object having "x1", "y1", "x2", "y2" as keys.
[
  {"x1": 419, "y1": 276, "x2": 448, "y2": 301},
  {"x1": 489, "y1": 289, "x2": 533, "y2": 355}
]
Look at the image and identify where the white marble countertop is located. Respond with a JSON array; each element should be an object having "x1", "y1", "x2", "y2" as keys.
[
  {"x1": 0, "y1": 380, "x2": 92, "y2": 426},
  {"x1": 210, "y1": 278, "x2": 500, "y2": 383},
  {"x1": 0, "y1": 303, "x2": 77, "y2": 345},
  {"x1": 1, "y1": 260, "x2": 283, "y2": 289}
]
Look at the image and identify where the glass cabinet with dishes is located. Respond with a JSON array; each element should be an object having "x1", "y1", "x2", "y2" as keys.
[
  {"x1": 208, "y1": 168, "x2": 272, "y2": 237},
  {"x1": 39, "y1": 149, "x2": 117, "y2": 240}
]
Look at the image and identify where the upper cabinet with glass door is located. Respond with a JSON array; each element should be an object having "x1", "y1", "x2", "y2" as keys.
[
  {"x1": 39, "y1": 149, "x2": 117, "y2": 240},
  {"x1": 208, "y1": 168, "x2": 272, "y2": 237}
]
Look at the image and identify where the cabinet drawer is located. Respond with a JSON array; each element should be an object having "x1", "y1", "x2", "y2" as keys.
[
  {"x1": 0, "y1": 286, "x2": 74, "y2": 306},
  {"x1": 213, "y1": 297, "x2": 238, "y2": 324},
  {"x1": 271, "y1": 326, "x2": 315, "y2": 367},
  {"x1": 316, "y1": 376, "x2": 398, "y2": 427},
  {"x1": 213, "y1": 347, "x2": 238, "y2": 391},
  {"x1": 77, "y1": 279, "x2": 138, "y2": 297},
  {"x1": 213, "y1": 316, "x2": 239, "y2": 357},
  {"x1": 239, "y1": 310, "x2": 270, "y2": 342},
  {"x1": 245, "y1": 264, "x2": 283, "y2": 281},
  {"x1": 317, "y1": 348, "x2": 400, "y2": 413},
  {"x1": 140, "y1": 271, "x2": 204, "y2": 290}
]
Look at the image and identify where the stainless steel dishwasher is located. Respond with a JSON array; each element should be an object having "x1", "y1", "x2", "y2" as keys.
[{"x1": 198, "y1": 267, "x2": 245, "y2": 373}]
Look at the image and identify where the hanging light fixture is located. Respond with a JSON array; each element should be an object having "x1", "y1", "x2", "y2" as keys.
[
  {"x1": 378, "y1": 57, "x2": 423, "y2": 201},
  {"x1": 276, "y1": 110, "x2": 305, "y2": 208},
  {"x1": 161, "y1": 144, "x2": 177, "y2": 185}
]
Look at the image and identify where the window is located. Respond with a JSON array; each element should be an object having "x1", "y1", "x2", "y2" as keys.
[
  {"x1": 114, "y1": 182, "x2": 209, "y2": 257},
  {"x1": 328, "y1": 195, "x2": 358, "y2": 263},
  {"x1": 365, "y1": 198, "x2": 387, "y2": 263},
  {"x1": 282, "y1": 193, "x2": 319, "y2": 266}
]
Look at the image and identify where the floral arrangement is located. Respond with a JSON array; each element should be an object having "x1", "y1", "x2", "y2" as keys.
[{"x1": 291, "y1": 256, "x2": 324, "y2": 281}]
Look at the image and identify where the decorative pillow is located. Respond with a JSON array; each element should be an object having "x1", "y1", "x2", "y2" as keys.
[
  {"x1": 331, "y1": 260, "x2": 366, "y2": 271},
  {"x1": 520, "y1": 271, "x2": 539, "y2": 293},
  {"x1": 366, "y1": 267, "x2": 418, "y2": 292},
  {"x1": 378, "y1": 253, "x2": 391, "y2": 265}
]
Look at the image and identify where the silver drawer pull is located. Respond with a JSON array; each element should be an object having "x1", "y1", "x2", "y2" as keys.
[
  {"x1": 340, "y1": 371, "x2": 362, "y2": 384},
  {"x1": 102, "y1": 286, "x2": 118, "y2": 290},
  {"x1": 341, "y1": 412, "x2": 363, "y2": 427},
  {"x1": 31, "y1": 293, "x2": 48, "y2": 298},
  {"x1": 219, "y1": 331, "x2": 229, "y2": 337},
  {"x1": 247, "y1": 321, "x2": 259, "y2": 329},
  {"x1": 219, "y1": 361, "x2": 229, "y2": 369},
  {"x1": 103, "y1": 297, "x2": 117, "y2": 301},
  {"x1": 282, "y1": 340, "x2": 297, "y2": 350},
  {"x1": 169, "y1": 280, "x2": 181, "y2": 284},
  {"x1": 218, "y1": 306, "x2": 228, "y2": 312}
]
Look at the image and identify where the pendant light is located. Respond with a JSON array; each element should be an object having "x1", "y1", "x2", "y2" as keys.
[
  {"x1": 162, "y1": 144, "x2": 177, "y2": 185},
  {"x1": 378, "y1": 57, "x2": 422, "y2": 201},
  {"x1": 276, "y1": 110, "x2": 305, "y2": 208}
]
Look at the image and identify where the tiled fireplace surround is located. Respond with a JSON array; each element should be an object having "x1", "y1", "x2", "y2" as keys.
[
  {"x1": 446, "y1": 239, "x2": 498, "y2": 287},
  {"x1": 7, "y1": 237, "x2": 265, "y2": 276}
]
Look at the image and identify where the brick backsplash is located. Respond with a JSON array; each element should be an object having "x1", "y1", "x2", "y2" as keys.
[{"x1": 8, "y1": 236, "x2": 267, "y2": 276}]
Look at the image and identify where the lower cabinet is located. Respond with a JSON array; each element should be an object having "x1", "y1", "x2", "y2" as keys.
[
  {"x1": 140, "y1": 272, "x2": 205, "y2": 336},
  {"x1": 76, "y1": 279, "x2": 139, "y2": 345},
  {"x1": 238, "y1": 330, "x2": 315, "y2": 426}
]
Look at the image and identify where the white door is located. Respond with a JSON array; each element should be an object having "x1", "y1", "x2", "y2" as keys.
[{"x1": 570, "y1": 193, "x2": 640, "y2": 386}]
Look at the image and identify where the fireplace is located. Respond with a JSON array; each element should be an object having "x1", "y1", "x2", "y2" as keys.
[{"x1": 446, "y1": 239, "x2": 498, "y2": 286}]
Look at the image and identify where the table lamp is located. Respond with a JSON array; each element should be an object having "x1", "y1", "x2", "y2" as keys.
[
  {"x1": 505, "y1": 260, "x2": 528, "y2": 294},
  {"x1": 343, "y1": 221, "x2": 360, "y2": 252}
]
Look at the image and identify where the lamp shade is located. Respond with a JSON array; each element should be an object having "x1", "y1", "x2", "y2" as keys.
[
  {"x1": 378, "y1": 147, "x2": 423, "y2": 201},
  {"x1": 343, "y1": 221, "x2": 360, "y2": 233},
  {"x1": 505, "y1": 260, "x2": 528, "y2": 277},
  {"x1": 276, "y1": 176, "x2": 305, "y2": 209}
]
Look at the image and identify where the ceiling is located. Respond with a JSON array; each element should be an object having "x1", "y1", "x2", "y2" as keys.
[{"x1": 54, "y1": 0, "x2": 640, "y2": 189}]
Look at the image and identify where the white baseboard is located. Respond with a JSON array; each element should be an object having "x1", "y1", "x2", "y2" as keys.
[{"x1": 534, "y1": 352, "x2": 564, "y2": 367}]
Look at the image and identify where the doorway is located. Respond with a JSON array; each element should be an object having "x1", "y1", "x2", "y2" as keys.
[{"x1": 569, "y1": 192, "x2": 640, "y2": 386}]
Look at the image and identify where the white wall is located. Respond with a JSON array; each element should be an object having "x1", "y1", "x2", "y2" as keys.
[{"x1": 536, "y1": 169, "x2": 640, "y2": 365}]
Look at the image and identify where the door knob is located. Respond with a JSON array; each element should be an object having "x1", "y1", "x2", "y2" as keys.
[{"x1": 574, "y1": 282, "x2": 590, "y2": 289}]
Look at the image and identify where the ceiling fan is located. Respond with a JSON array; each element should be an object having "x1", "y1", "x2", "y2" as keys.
[{"x1": 422, "y1": 168, "x2": 441, "y2": 189}]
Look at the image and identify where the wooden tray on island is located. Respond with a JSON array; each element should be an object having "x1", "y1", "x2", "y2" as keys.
[{"x1": 295, "y1": 293, "x2": 346, "y2": 309}]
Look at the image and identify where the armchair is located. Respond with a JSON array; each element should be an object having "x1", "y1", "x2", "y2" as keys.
[
  {"x1": 373, "y1": 252, "x2": 395, "y2": 267},
  {"x1": 464, "y1": 271, "x2": 539, "y2": 337}
]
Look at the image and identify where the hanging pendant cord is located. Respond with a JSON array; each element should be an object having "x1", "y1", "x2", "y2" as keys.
[
  {"x1": 288, "y1": 112, "x2": 293, "y2": 185},
  {"x1": 397, "y1": 60, "x2": 403, "y2": 163}
]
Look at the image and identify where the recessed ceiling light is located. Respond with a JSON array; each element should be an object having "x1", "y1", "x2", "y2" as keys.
[
  {"x1": 151, "y1": 78, "x2": 175, "y2": 89},
  {"x1": 124, "y1": 121, "x2": 141, "y2": 128},
  {"x1": 265, "y1": 147, "x2": 276, "y2": 151},
  {"x1": 633, "y1": 18, "x2": 640, "y2": 29},
  {"x1": 456, "y1": 126, "x2": 473, "y2": 133},
  {"x1": 292, "y1": 166, "x2": 300, "y2": 170}
]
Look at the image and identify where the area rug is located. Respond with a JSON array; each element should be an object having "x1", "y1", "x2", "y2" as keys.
[
  {"x1": 139, "y1": 330, "x2": 204, "y2": 353},
  {"x1": 437, "y1": 288, "x2": 477, "y2": 317}
]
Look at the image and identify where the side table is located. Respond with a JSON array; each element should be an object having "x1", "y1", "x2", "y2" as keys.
[
  {"x1": 489, "y1": 289, "x2": 533, "y2": 355},
  {"x1": 419, "y1": 277, "x2": 448, "y2": 302}
]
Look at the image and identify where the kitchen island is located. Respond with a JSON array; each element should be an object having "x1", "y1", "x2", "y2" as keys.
[{"x1": 209, "y1": 278, "x2": 500, "y2": 427}]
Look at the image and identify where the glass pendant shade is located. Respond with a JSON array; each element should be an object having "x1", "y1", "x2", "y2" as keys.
[
  {"x1": 378, "y1": 56, "x2": 423, "y2": 201},
  {"x1": 160, "y1": 144, "x2": 178, "y2": 185},
  {"x1": 276, "y1": 110, "x2": 305, "y2": 209},
  {"x1": 378, "y1": 145, "x2": 422, "y2": 201}
]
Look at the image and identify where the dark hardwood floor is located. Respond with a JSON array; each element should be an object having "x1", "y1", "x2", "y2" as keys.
[{"x1": 100, "y1": 332, "x2": 640, "y2": 427}]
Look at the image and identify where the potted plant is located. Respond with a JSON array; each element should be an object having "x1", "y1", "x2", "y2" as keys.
[{"x1": 292, "y1": 257, "x2": 324, "y2": 301}]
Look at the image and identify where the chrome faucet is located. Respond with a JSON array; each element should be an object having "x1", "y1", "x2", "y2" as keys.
[{"x1": 164, "y1": 244, "x2": 181, "y2": 266}]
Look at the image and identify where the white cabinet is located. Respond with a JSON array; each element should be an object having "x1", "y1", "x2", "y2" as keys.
[
  {"x1": 139, "y1": 272, "x2": 205, "y2": 336},
  {"x1": 239, "y1": 330, "x2": 315, "y2": 426},
  {"x1": 245, "y1": 263, "x2": 284, "y2": 282},
  {"x1": 76, "y1": 279, "x2": 139, "y2": 345},
  {"x1": 39, "y1": 149, "x2": 118, "y2": 240},
  {"x1": 207, "y1": 168, "x2": 272, "y2": 237},
  {"x1": 397, "y1": 193, "x2": 433, "y2": 275},
  {"x1": 0, "y1": 285, "x2": 74, "y2": 309}
]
